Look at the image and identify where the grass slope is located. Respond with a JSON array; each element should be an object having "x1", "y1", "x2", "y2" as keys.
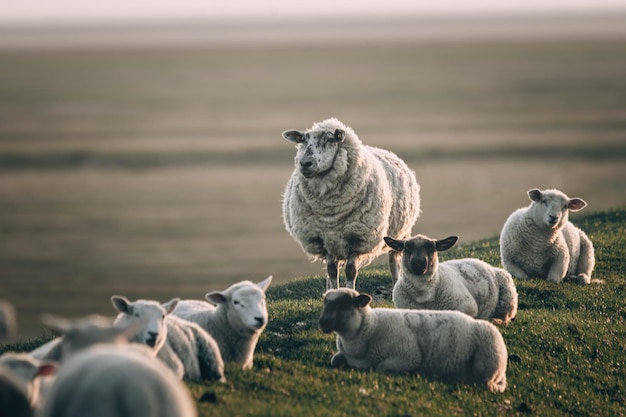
[{"x1": 3, "y1": 207, "x2": 625, "y2": 416}]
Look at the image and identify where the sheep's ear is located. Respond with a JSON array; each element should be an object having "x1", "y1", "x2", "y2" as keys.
[
  {"x1": 37, "y1": 362, "x2": 58, "y2": 377},
  {"x1": 111, "y1": 295, "x2": 132, "y2": 314},
  {"x1": 567, "y1": 198, "x2": 587, "y2": 212},
  {"x1": 528, "y1": 188, "x2": 542, "y2": 202},
  {"x1": 257, "y1": 276, "x2": 272, "y2": 291},
  {"x1": 40, "y1": 314, "x2": 72, "y2": 336},
  {"x1": 332, "y1": 128, "x2": 346, "y2": 142},
  {"x1": 282, "y1": 130, "x2": 304, "y2": 144},
  {"x1": 163, "y1": 298, "x2": 179, "y2": 315},
  {"x1": 354, "y1": 294, "x2": 372, "y2": 309},
  {"x1": 435, "y1": 236, "x2": 458, "y2": 252},
  {"x1": 384, "y1": 236, "x2": 405, "y2": 252},
  {"x1": 206, "y1": 292, "x2": 228, "y2": 305}
]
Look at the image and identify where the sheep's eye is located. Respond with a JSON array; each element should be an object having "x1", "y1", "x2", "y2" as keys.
[
  {"x1": 133, "y1": 313, "x2": 140, "y2": 318},
  {"x1": 233, "y1": 300, "x2": 240, "y2": 305}
]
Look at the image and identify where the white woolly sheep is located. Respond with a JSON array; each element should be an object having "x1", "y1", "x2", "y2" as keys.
[
  {"x1": 112, "y1": 295, "x2": 225, "y2": 382},
  {"x1": 319, "y1": 288, "x2": 508, "y2": 392},
  {"x1": 0, "y1": 352, "x2": 56, "y2": 409},
  {"x1": 0, "y1": 368, "x2": 33, "y2": 417},
  {"x1": 282, "y1": 118, "x2": 420, "y2": 290},
  {"x1": 385, "y1": 234, "x2": 518, "y2": 325},
  {"x1": 500, "y1": 188, "x2": 595, "y2": 284},
  {"x1": 39, "y1": 315, "x2": 197, "y2": 417},
  {"x1": 173, "y1": 276, "x2": 272, "y2": 370},
  {"x1": 0, "y1": 300, "x2": 17, "y2": 343}
]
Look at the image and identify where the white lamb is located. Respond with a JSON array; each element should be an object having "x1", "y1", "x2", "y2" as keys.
[
  {"x1": 111, "y1": 295, "x2": 225, "y2": 382},
  {"x1": 0, "y1": 352, "x2": 57, "y2": 409},
  {"x1": 319, "y1": 288, "x2": 508, "y2": 392},
  {"x1": 173, "y1": 276, "x2": 271, "y2": 370},
  {"x1": 385, "y1": 234, "x2": 518, "y2": 325},
  {"x1": 39, "y1": 315, "x2": 197, "y2": 417},
  {"x1": 282, "y1": 117, "x2": 420, "y2": 290},
  {"x1": 500, "y1": 188, "x2": 596, "y2": 284}
]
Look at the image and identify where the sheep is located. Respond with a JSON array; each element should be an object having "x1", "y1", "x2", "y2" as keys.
[
  {"x1": 282, "y1": 117, "x2": 420, "y2": 290},
  {"x1": 0, "y1": 368, "x2": 33, "y2": 417},
  {"x1": 500, "y1": 188, "x2": 596, "y2": 284},
  {"x1": 0, "y1": 300, "x2": 17, "y2": 343},
  {"x1": 385, "y1": 234, "x2": 518, "y2": 325},
  {"x1": 0, "y1": 352, "x2": 57, "y2": 409},
  {"x1": 319, "y1": 288, "x2": 508, "y2": 392},
  {"x1": 111, "y1": 295, "x2": 225, "y2": 382},
  {"x1": 39, "y1": 315, "x2": 197, "y2": 417},
  {"x1": 173, "y1": 276, "x2": 272, "y2": 370}
]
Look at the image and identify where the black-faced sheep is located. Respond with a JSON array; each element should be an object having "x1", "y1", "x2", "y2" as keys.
[
  {"x1": 500, "y1": 188, "x2": 596, "y2": 284},
  {"x1": 282, "y1": 118, "x2": 420, "y2": 290}
]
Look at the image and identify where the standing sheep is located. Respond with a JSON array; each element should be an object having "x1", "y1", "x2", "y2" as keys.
[
  {"x1": 282, "y1": 118, "x2": 420, "y2": 290},
  {"x1": 173, "y1": 276, "x2": 271, "y2": 370},
  {"x1": 319, "y1": 289, "x2": 508, "y2": 392},
  {"x1": 500, "y1": 188, "x2": 595, "y2": 284},
  {"x1": 385, "y1": 234, "x2": 517, "y2": 325},
  {"x1": 112, "y1": 295, "x2": 225, "y2": 382}
]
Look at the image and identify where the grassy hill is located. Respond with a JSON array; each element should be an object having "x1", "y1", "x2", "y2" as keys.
[{"x1": 3, "y1": 207, "x2": 625, "y2": 416}]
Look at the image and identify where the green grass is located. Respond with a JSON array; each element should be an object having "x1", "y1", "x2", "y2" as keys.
[{"x1": 4, "y1": 207, "x2": 625, "y2": 416}]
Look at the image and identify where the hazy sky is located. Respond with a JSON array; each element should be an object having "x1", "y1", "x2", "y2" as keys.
[{"x1": 3, "y1": 0, "x2": 626, "y2": 24}]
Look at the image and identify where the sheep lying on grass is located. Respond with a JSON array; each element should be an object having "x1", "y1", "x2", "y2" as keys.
[
  {"x1": 319, "y1": 288, "x2": 508, "y2": 392},
  {"x1": 40, "y1": 315, "x2": 197, "y2": 417},
  {"x1": 500, "y1": 188, "x2": 596, "y2": 284},
  {"x1": 385, "y1": 234, "x2": 518, "y2": 325},
  {"x1": 173, "y1": 276, "x2": 272, "y2": 370},
  {"x1": 112, "y1": 295, "x2": 225, "y2": 382},
  {"x1": 0, "y1": 352, "x2": 56, "y2": 410},
  {"x1": 282, "y1": 118, "x2": 420, "y2": 290}
]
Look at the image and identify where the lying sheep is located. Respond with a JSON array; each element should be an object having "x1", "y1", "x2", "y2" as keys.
[
  {"x1": 173, "y1": 276, "x2": 272, "y2": 370},
  {"x1": 500, "y1": 188, "x2": 595, "y2": 284},
  {"x1": 39, "y1": 315, "x2": 197, "y2": 417},
  {"x1": 282, "y1": 118, "x2": 420, "y2": 290},
  {"x1": 385, "y1": 234, "x2": 518, "y2": 325},
  {"x1": 319, "y1": 289, "x2": 508, "y2": 392},
  {"x1": 0, "y1": 300, "x2": 17, "y2": 343},
  {"x1": 112, "y1": 295, "x2": 225, "y2": 382},
  {"x1": 0, "y1": 352, "x2": 56, "y2": 409}
]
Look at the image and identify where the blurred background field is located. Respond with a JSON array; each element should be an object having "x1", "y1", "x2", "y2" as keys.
[{"x1": 1, "y1": 14, "x2": 625, "y2": 337}]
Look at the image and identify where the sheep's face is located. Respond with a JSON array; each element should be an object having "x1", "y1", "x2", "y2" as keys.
[
  {"x1": 528, "y1": 188, "x2": 587, "y2": 230},
  {"x1": 319, "y1": 289, "x2": 371, "y2": 335},
  {"x1": 283, "y1": 128, "x2": 346, "y2": 178},
  {"x1": 385, "y1": 235, "x2": 458, "y2": 277},
  {"x1": 111, "y1": 296, "x2": 178, "y2": 351}
]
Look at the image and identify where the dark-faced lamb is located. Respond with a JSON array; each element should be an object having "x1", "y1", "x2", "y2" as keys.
[
  {"x1": 385, "y1": 234, "x2": 518, "y2": 325},
  {"x1": 282, "y1": 118, "x2": 420, "y2": 290},
  {"x1": 500, "y1": 188, "x2": 596, "y2": 284},
  {"x1": 319, "y1": 289, "x2": 508, "y2": 392}
]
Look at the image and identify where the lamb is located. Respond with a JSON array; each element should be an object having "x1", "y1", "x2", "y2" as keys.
[
  {"x1": 385, "y1": 234, "x2": 518, "y2": 325},
  {"x1": 173, "y1": 276, "x2": 271, "y2": 370},
  {"x1": 39, "y1": 315, "x2": 197, "y2": 417},
  {"x1": 282, "y1": 118, "x2": 420, "y2": 290},
  {"x1": 111, "y1": 295, "x2": 225, "y2": 382},
  {"x1": 0, "y1": 300, "x2": 17, "y2": 343},
  {"x1": 500, "y1": 188, "x2": 596, "y2": 284},
  {"x1": 319, "y1": 288, "x2": 508, "y2": 392},
  {"x1": 0, "y1": 352, "x2": 56, "y2": 409}
]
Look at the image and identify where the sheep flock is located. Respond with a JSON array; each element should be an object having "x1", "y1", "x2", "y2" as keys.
[{"x1": 1, "y1": 118, "x2": 604, "y2": 415}]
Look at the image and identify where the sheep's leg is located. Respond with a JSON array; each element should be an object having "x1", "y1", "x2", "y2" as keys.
[
  {"x1": 388, "y1": 251, "x2": 401, "y2": 284},
  {"x1": 345, "y1": 258, "x2": 358, "y2": 290},
  {"x1": 330, "y1": 352, "x2": 347, "y2": 368},
  {"x1": 575, "y1": 234, "x2": 595, "y2": 285},
  {"x1": 326, "y1": 257, "x2": 339, "y2": 290},
  {"x1": 547, "y1": 252, "x2": 569, "y2": 283},
  {"x1": 504, "y1": 262, "x2": 530, "y2": 280}
]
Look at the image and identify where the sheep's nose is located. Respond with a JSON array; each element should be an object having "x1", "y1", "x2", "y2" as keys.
[
  {"x1": 549, "y1": 215, "x2": 558, "y2": 223},
  {"x1": 254, "y1": 317, "x2": 265, "y2": 327},
  {"x1": 300, "y1": 160, "x2": 313, "y2": 169},
  {"x1": 146, "y1": 331, "x2": 158, "y2": 347}
]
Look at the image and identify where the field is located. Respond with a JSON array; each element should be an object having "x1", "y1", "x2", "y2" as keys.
[{"x1": 0, "y1": 16, "x2": 625, "y2": 341}]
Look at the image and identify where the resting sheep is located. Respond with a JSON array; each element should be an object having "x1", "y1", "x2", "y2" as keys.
[
  {"x1": 500, "y1": 188, "x2": 595, "y2": 284},
  {"x1": 39, "y1": 314, "x2": 197, "y2": 417},
  {"x1": 385, "y1": 234, "x2": 518, "y2": 325},
  {"x1": 112, "y1": 295, "x2": 225, "y2": 382},
  {"x1": 319, "y1": 288, "x2": 508, "y2": 392},
  {"x1": 173, "y1": 276, "x2": 271, "y2": 370},
  {"x1": 282, "y1": 118, "x2": 420, "y2": 290}
]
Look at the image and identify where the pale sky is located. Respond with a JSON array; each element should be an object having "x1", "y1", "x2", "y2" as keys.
[{"x1": 2, "y1": 0, "x2": 626, "y2": 24}]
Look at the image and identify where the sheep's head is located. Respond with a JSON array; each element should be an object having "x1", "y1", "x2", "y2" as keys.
[
  {"x1": 283, "y1": 123, "x2": 346, "y2": 179},
  {"x1": 384, "y1": 235, "x2": 458, "y2": 277},
  {"x1": 206, "y1": 276, "x2": 272, "y2": 334},
  {"x1": 319, "y1": 289, "x2": 371, "y2": 335},
  {"x1": 111, "y1": 296, "x2": 178, "y2": 351},
  {"x1": 528, "y1": 188, "x2": 587, "y2": 230}
]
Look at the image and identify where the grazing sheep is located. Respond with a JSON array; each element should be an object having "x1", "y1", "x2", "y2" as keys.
[
  {"x1": 319, "y1": 289, "x2": 508, "y2": 392},
  {"x1": 500, "y1": 188, "x2": 596, "y2": 284},
  {"x1": 0, "y1": 300, "x2": 17, "y2": 343},
  {"x1": 39, "y1": 315, "x2": 197, "y2": 417},
  {"x1": 112, "y1": 295, "x2": 225, "y2": 382},
  {"x1": 0, "y1": 368, "x2": 33, "y2": 417},
  {"x1": 385, "y1": 234, "x2": 518, "y2": 325},
  {"x1": 282, "y1": 118, "x2": 420, "y2": 290},
  {"x1": 173, "y1": 276, "x2": 272, "y2": 370},
  {"x1": 0, "y1": 352, "x2": 56, "y2": 409}
]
